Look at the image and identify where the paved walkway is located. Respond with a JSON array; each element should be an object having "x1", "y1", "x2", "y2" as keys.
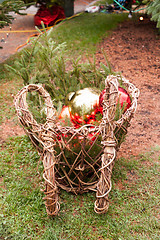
[{"x1": 0, "y1": 1, "x2": 96, "y2": 63}]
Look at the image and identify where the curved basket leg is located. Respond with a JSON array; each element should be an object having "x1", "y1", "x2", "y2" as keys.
[
  {"x1": 94, "y1": 142, "x2": 116, "y2": 213},
  {"x1": 94, "y1": 75, "x2": 118, "y2": 214},
  {"x1": 14, "y1": 84, "x2": 60, "y2": 216},
  {"x1": 42, "y1": 151, "x2": 60, "y2": 216}
]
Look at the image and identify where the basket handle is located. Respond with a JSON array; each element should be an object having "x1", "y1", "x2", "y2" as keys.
[
  {"x1": 14, "y1": 84, "x2": 57, "y2": 153},
  {"x1": 14, "y1": 84, "x2": 56, "y2": 127}
]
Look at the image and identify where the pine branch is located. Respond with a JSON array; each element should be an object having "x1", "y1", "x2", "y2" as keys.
[
  {"x1": 147, "y1": 0, "x2": 160, "y2": 29},
  {"x1": 0, "y1": 0, "x2": 35, "y2": 29},
  {"x1": 6, "y1": 25, "x2": 117, "y2": 123}
]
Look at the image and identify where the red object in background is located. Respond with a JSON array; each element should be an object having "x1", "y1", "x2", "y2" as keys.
[
  {"x1": 34, "y1": 5, "x2": 65, "y2": 26},
  {"x1": 99, "y1": 87, "x2": 131, "y2": 114}
]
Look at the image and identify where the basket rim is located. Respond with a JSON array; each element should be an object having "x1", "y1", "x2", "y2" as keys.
[{"x1": 14, "y1": 75, "x2": 140, "y2": 130}]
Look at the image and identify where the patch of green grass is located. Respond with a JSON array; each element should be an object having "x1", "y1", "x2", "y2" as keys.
[
  {"x1": 0, "y1": 76, "x2": 23, "y2": 124},
  {"x1": 0, "y1": 136, "x2": 159, "y2": 239},
  {"x1": 95, "y1": 0, "x2": 114, "y2": 5},
  {"x1": 0, "y1": 53, "x2": 24, "y2": 124},
  {"x1": 49, "y1": 12, "x2": 128, "y2": 55}
]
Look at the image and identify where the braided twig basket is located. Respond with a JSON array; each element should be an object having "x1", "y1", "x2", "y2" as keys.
[{"x1": 14, "y1": 75, "x2": 139, "y2": 216}]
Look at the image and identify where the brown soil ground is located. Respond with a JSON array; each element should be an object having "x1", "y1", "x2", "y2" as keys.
[
  {"x1": 1, "y1": 14, "x2": 160, "y2": 158},
  {"x1": 96, "y1": 16, "x2": 160, "y2": 158}
]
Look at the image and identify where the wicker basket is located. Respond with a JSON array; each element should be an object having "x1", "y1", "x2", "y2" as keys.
[{"x1": 14, "y1": 75, "x2": 139, "y2": 216}]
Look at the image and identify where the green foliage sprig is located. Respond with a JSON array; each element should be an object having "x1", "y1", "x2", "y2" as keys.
[
  {"x1": 147, "y1": 0, "x2": 160, "y2": 29},
  {"x1": 0, "y1": 0, "x2": 31, "y2": 29},
  {"x1": 6, "y1": 25, "x2": 114, "y2": 122}
]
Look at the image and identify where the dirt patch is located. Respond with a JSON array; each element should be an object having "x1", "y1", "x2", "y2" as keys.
[
  {"x1": 1, "y1": 15, "x2": 160, "y2": 157},
  {"x1": 96, "y1": 16, "x2": 160, "y2": 157},
  {"x1": 0, "y1": 119, "x2": 24, "y2": 144}
]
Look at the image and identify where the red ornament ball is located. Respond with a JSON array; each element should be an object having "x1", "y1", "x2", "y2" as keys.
[
  {"x1": 58, "y1": 105, "x2": 70, "y2": 120},
  {"x1": 99, "y1": 87, "x2": 131, "y2": 114},
  {"x1": 58, "y1": 105, "x2": 73, "y2": 127}
]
